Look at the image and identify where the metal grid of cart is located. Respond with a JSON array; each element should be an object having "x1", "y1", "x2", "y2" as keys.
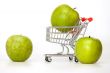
[{"x1": 45, "y1": 17, "x2": 92, "y2": 62}]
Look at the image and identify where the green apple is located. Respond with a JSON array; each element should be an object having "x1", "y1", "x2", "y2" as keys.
[
  {"x1": 51, "y1": 4, "x2": 80, "y2": 32},
  {"x1": 6, "y1": 35, "x2": 33, "y2": 62},
  {"x1": 75, "y1": 36, "x2": 102, "y2": 64}
]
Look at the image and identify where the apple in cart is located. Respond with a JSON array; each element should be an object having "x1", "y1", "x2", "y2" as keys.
[
  {"x1": 75, "y1": 36, "x2": 102, "y2": 64},
  {"x1": 51, "y1": 4, "x2": 80, "y2": 32},
  {"x1": 6, "y1": 35, "x2": 33, "y2": 62}
]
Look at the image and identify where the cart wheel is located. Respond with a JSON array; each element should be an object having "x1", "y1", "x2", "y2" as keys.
[
  {"x1": 69, "y1": 56, "x2": 73, "y2": 61},
  {"x1": 74, "y1": 57, "x2": 78, "y2": 63},
  {"x1": 45, "y1": 56, "x2": 52, "y2": 62}
]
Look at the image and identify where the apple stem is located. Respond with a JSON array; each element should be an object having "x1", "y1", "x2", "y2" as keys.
[
  {"x1": 89, "y1": 36, "x2": 91, "y2": 38},
  {"x1": 73, "y1": 7, "x2": 76, "y2": 9}
]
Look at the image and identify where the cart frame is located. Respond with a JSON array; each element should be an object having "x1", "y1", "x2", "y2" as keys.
[{"x1": 45, "y1": 17, "x2": 92, "y2": 62}]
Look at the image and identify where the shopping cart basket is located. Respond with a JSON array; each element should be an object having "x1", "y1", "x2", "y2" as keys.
[{"x1": 45, "y1": 17, "x2": 93, "y2": 62}]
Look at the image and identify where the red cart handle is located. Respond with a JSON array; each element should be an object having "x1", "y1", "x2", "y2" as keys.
[{"x1": 81, "y1": 17, "x2": 93, "y2": 22}]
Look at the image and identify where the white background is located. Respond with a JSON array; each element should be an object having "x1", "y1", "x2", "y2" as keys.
[{"x1": 0, "y1": 0, "x2": 109, "y2": 73}]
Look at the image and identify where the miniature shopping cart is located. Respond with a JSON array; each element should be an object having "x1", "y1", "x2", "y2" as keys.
[{"x1": 45, "y1": 17, "x2": 93, "y2": 62}]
